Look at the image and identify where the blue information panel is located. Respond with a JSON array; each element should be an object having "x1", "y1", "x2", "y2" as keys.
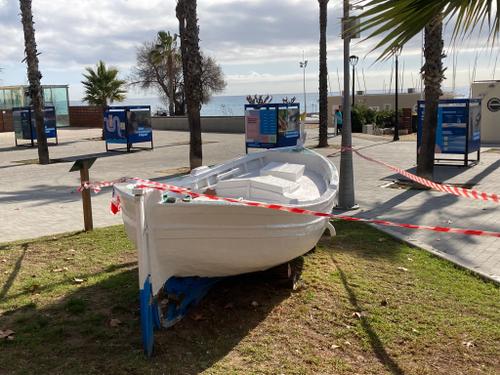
[
  {"x1": 417, "y1": 99, "x2": 481, "y2": 166},
  {"x1": 12, "y1": 106, "x2": 58, "y2": 146},
  {"x1": 244, "y1": 103, "x2": 300, "y2": 150},
  {"x1": 104, "y1": 106, "x2": 153, "y2": 152}
]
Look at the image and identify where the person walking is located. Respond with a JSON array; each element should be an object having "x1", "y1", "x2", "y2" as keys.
[{"x1": 335, "y1": 108, "x2": 343, "y2": 135}]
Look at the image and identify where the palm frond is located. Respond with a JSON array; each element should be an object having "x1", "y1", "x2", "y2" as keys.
[{"x1": 357, "y1": 0, "x2": 499, "y2": 59}]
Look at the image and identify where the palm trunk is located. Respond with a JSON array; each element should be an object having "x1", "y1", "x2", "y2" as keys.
[
  {"x1": 177, "y1": 0, "x2": 203, "y2": 169},
  {"x1": 417, "y1": 15, "x2": 444, "y2": 180},
  {"x1": 318, "y1": 0, "x2": 329, "y2": 148},
  {"x1": 167, "y1": 55, "x2": 175, "y2": 116},
  {"x1": 19, "y1": 0, "x2": 49, "y2": 165}
]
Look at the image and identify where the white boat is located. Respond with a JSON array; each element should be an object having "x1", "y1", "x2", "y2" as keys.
[{"x1": 113, "y1": 146, "x2": 338, "y2": 355}]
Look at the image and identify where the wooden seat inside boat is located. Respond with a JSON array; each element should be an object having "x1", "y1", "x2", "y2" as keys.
[{"x1": 214, "y1": 162, "x2": 318, "y2": 204}]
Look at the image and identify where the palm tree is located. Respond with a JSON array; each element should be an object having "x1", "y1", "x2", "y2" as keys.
[
  {"x1": 81, "y1": 60, "x2": 127, "y2": 108},
  {"x1": 418, "y1": 16, "x2": 444, "y2": 179},
  {"x1": 318, "y1": 0, "x2": 329, "y2": 148},
  {"x1": 150, "y1": 31, "x2": 178, "y2": 116},
  {"x1": 19, "y1": 0, "x2": 49, "y2": 165},
  {"x1": 176, "y1": 0, "x2": 203, "y2": 169},
  {"x1": 358, "y1": 0, "x2": 498, "y2": 179}
]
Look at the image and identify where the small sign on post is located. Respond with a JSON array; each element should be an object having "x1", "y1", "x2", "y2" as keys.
[{"x1": 70, "y1": 157, "x2": 97, "y2": 231}]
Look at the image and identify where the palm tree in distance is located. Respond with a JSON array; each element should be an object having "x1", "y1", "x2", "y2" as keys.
[
  {"x1": 19, "y1": 0, "x2": 49, "y2": 164},
  {"x1": 358, "y1": 0, "x2": 498, "y2": 179},
  {"x1": 318, "y1": 0, "x2": 329, "y2": 148},
  {"x1": 176, "y1": 0, "x2": 204, "y2": 170},
  {"x1": 82, "y1": 60, "x2": 127, "y2": 108},
  {"x1": 150, "y1": 31, "x2": 178, "y2": 116}
]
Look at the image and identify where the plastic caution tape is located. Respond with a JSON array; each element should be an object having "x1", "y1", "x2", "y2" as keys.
[
  {"x1": 123, "y1": 178, "x2": 500, "y2": 239},
  {"x1": 329, "y1": 147, "x2": 499, "y2": 204}
]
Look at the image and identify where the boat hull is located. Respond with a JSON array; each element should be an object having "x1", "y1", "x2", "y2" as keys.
[{"x1": 119, "y1": 190, "x2": 334, "y2": 294}]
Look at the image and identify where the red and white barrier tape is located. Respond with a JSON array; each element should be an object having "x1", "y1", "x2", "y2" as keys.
[
  {"x1": 78, "y1": 177, "x2": 130, "y2": 193},
  {"x1": 124, "y1": 179, "x2": 498, "y2": 238},
  {"x1": 330, "y1": 147, "x2": 499, "y2": 204}
]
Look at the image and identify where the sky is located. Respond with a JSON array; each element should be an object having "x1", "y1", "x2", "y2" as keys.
[{"x1": 0, "y1": 0, "x2": 499, "y2": 101}]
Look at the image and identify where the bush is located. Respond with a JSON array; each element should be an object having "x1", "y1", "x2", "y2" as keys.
[
  {"x1": 375, "y1": 109, "x2": 396, "y2": 129},
  {"x1": 351, "y1": 105, "x2": 377, "y2": 132}
]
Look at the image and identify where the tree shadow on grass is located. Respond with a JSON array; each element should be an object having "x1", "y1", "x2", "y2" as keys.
[
  {"x1": 329, "y1": 254, "x2": 405, "y2": 375},
  {"x1": 0, "y1": 265, "x2": 293, "y2": 375},
  {"x1": 327, "y1": 220, "x2": 407, "y2": 263}
]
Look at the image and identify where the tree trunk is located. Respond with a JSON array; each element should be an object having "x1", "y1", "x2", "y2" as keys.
[
  {"x1": 417, "y1": 15, "x2": 444, "y2": 180},
  {"x1": 19, "y1": 0, "x2": 49, "y2": 165},
  {"x1": 318, "y1": 0, "x2": 329, "y2": 148},
  {"x1": 177, "y1": 0, "x2": 203, "y2": 170},
  {"x1": 167, "y1": 55, "x2": 175, "y2": 116}
]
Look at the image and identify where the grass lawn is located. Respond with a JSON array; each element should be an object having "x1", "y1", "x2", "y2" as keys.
[{"x1": 0, "y1": 222, "x2": 498, "y2": 374}]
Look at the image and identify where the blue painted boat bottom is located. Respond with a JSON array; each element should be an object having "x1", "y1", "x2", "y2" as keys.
[
  {"x1": 140, "y1": 275, "x2": 160, "y2": 357},
  {"x1": 139, "y1": 275, "x2": 221, "y2": 356},
  {"x1": 163, "y1": 276, "x2": 222, "y2": 328}
]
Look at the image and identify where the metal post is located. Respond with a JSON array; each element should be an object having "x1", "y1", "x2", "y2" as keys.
[
  {"x1": 300, "y1": 51, "x2": 308, "y2": 115},
  {"x1": 337, "y1": 0, "x2": 357, "y2": 210},
  {"x1": 352, "y1": 64, "x2": 356, "y2": 107},
  {"x1": 394, "y1": 51, "x2": 400, "y2": 141}
]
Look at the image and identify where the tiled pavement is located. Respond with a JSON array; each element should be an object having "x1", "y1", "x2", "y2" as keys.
[{"x1": 0, "y1": 127, "x2": 499, "y2": 282}]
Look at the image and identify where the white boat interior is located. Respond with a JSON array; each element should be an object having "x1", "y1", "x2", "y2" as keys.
[{"x1": 168, "y1": 147, "x2": 337, "y2": 206}]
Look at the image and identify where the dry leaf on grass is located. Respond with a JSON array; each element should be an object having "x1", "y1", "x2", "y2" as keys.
[
  {"x1": 190, "y1": 313, "x2": 205, "y2": 321},
  {"x1": 52, "y1": 267, "x2": 69, "y2": 273},
  {"x1": 397, "y1": 267, "x2": 409, "y2": 272},
  {"x1": 73, "y1": 278, "x2": 85, "y2": 284},
  {"x1": 352, "y1": 311, "x2": 368, "y2": 319},
  {"x1": 330, "y1": 344, "x2": 340, "y2": 350},
  {"x1": 109, "y1": 318, "x2": 122, "y2": 327},
  {"x1": 0, "y1": 329, "x2": 15, "y2": 340},
  {"x1": 463, "y1": 341, "x2": 475, "y2": 348}
]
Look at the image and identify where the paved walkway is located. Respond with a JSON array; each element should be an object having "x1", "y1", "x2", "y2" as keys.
[{"x1": 1, "y1": 128, "x2": 499, "y2": 282}]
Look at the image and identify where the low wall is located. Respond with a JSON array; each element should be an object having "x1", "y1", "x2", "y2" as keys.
[
  {"x1": 69, "y1": 106, "x2": 103, "y2": 128},
  {"x1": 152, "y1": 116, "x2": 245, "y2": 133}
]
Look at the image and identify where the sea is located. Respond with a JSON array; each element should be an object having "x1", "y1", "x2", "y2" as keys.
[
  {"x1": 70, "y1": 92, "x2": 323, "y2": 117},
  {"x1": 70, "y1": 86, "x2": 469, "y2": 117}
]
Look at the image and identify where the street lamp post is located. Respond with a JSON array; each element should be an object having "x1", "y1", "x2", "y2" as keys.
[
  {"x1": 350, "y1": 55, "x2": 359, "y2": 107},
  {"x1": 393, "y1": 47, "x2": 402, "y2": 142},
  {"x1": 299, "y1": 51, "x2": 308, "y2": 115},
  {"x1": 337, "y1": 0, "x2": 358, "y2": 210}
]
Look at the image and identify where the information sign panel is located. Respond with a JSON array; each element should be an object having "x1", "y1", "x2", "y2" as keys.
[
  {"x1": 244, "y1": 103, "x2": 300, "y2": 150},
  {"x1": 12, "y1": 106, "x2": 58, "y2": 146},
  {"x1": 104, "y1": 106, "x2": 153, "y2": 152},
  {"x1": 417, "y1": 99, "x2": 481, "y2": 166}
]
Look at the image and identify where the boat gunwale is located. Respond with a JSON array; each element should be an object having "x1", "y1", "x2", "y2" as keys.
[{"x1": 115, "y1": 146, "x2": 338, "y2": 210}]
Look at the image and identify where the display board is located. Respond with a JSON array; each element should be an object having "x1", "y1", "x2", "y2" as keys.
[
  {"x1": 244, "y1": 103, "x2": 300, "y2": 151},
  {"x1": 12, "y1": 106, "x2": 58, "y2": 146},
  {"x1": 417, "y1": 99, "x2": 481, "y2": 166},
  {"x1": 104, "y1": 106, "x2": 153, "y2": 152}
]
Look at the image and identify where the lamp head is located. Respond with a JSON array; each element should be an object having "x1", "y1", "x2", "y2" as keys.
[{"x1": 349, "y1": 55, "x2": 359, "y2": 67}]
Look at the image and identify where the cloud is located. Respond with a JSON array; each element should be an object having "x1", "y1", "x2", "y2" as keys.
[{"x1": 0, "y1": 0, "x2": 497, "y2": 98}]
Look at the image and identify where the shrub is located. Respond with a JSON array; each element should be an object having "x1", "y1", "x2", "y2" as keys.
[{"x1": 351, "y1": 105, "x2": 377, "y2": 132}]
